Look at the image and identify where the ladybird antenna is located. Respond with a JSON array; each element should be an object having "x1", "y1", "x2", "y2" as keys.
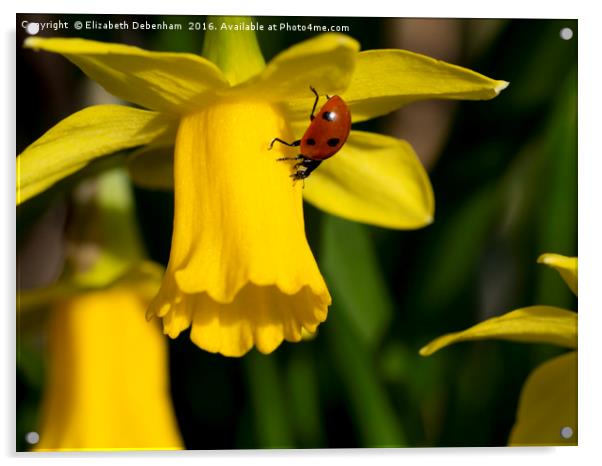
[
  {"x1": 309, "y1": 85, "x2": 320, "y2": 121},
  {"x1": 269, "y1": 138, "x2": 301, "y2": 150}
]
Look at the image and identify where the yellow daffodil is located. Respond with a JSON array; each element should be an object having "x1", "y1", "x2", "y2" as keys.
[
  {"x1": 18, "y1": 17, "x2": 507, "y2": 357},
  {"x1": 20, "y1": 167, "x2": 183, "y2": 451},
  {"x1": 420, "y1": 253, "x2": 577, "y2": 446},
  {"x1": 34, "y1": 287, "x2": 184, "y2": 451}
]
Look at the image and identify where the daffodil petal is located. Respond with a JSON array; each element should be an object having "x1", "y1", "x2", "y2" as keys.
[
  {"x1": 419, "y1": 306, "x2": 577, "y2": 356},
  {"x1": 509, "y1": 351, "x2": 577, "y2": 446},
  {"x1": 128, "y1": 145, "x2": 174, "y2": 190},
  {"x1": 302, "y1": 130, "x2": 434, "y2": 229},
  {"x1": 341, "y1": 49, "x2": 508, "y2": 122},
  {"x1": 538, "y1": 253, "x2": 578, "y2": 295},
  {"x1": 24, "y1": 37, "x2": 229, "y2": 114},
  {"x1": 147, "y1": 99, "x2": 331, "y2": 357},
  {"x1": 239, "y1": 33, "x2": 359, "y2": 104},
  {"x1": 17, "y1": 105, "x2": 177, "y2": 204}
]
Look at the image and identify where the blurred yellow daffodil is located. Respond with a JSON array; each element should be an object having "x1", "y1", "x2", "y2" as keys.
[
  {"x1": 20, "y1": 167, "x2": 183, "y2": 451},
  {"x1": 17, "y1": 17, "x2": 507, "y2": 357},
  {"x1": 34, "y1": 286, "x2": 184, "y2": 451},
  {"x1": 420, "y1": 253, "x2": 577, "y2": 446}
]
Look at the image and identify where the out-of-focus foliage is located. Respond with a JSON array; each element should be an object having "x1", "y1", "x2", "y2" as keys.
[{"x1": 17, "y1": 16, "x2": 576, "y2": 450}]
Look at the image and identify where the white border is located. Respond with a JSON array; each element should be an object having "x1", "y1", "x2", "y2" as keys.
[
  {"x1": 4, "y1": 1, "x2": 600, "y2": 465},
  {"x1": 8, "y1": 0, "x2": 585, "y2": 18}
]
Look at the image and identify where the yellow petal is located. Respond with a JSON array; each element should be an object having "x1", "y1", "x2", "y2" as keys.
[
  {"x1": 24, "y1": 37, "x2": 228, "y2": 114},
  {"x1": 509, "y1": 351, "x2": 577, "y2": 446},
  {"x1": 538, "y1": 253, "x2": 578, "y2": 295},
  {"x1": 303, "y1": 131, "x2": 434, "y2": 229},
  {"x1": 127, "y1": 144, "x2": 174, "y2": 190},
  {"x1": 147, "y1": 99, "x2": 331, "y2": 357},
  {"x1": 238, "y1": 33, "x2": 359, "y2": 104},
  {"x1": 17, "y1": 105, "x2": 177, "y2": 204},
  {"x1": 34, "y1": 288, "x2": 183, "y2": 451},
  {"x1": 301, "y1": 327, "x2": 318, "y2": 341},
  {"x1": 342, "y1": 49, "x2": 509, "y2": 123},
  {"x1": 419, "y1": 306, "x2": 577, "y2": 356}
]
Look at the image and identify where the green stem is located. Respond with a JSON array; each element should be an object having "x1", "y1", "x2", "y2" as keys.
[
  {"x1": 202, "y1": 16, "x2": 265, "y2": 85},
  {"x1": 96, "y1": 167, "x2": 145, "y2": 263},
  {"x1": 69, "y1": 167, "x2": 146, "y2": 288}
]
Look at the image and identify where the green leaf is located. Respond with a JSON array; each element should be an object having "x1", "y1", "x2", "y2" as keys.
[
  {"x1": 413, "y1": 184, "x2": 501, "y2": 313},
  {"x1": 321, "y1": 214, "x2": 393, "y2": 348},
  {"x1": 535, "y1": 69, "x2": 578, "y2": 307},
  {"x1": 326, "y1": 311, "x2": 407, "y2": 446},
  {"x1": 285, "y1": 349, "x2": 325, "y2": 447},
  {"x1": 245, "y1": 353, "x2": 294, "y2": 448}
]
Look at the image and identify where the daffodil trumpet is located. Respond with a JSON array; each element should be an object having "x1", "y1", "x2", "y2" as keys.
[{"x1": 34, "y1": 287, "x2": 184, "y2": 451}]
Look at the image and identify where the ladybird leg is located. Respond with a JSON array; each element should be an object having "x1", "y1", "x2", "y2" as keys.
[
  {"x1": 277, "y1": 154, "x2": 304, "y2": 162},
  {"x1": 309, "y1": 86, "x2": 320, "y2": 121},
  {"x1": 269, "y1": 138, "x2": 301, "y2": 150}
]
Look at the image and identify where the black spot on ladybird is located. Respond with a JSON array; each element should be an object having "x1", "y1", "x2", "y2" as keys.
[
  {"x1": 327, "y1": 138, "x2": 340, "y2": 147},
  {"x1": 306, "y1": 138, "x2": 316, "y2": 146},
  {"x1": 322, "y1": 111, "x2": 336, "y2": 122}
]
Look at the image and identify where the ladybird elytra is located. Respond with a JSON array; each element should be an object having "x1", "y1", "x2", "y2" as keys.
[{"x1": 269, "y1": 86, "x2": 351, "y2": 181}]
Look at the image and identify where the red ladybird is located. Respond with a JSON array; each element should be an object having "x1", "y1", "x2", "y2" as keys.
[{"x1": 269, "y1": 86, "x2": 351, "y2": 180}]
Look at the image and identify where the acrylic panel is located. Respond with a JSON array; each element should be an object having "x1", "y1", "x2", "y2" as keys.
[{"x1": 16, "y1": 14, "x2": 577, "y2": 451}]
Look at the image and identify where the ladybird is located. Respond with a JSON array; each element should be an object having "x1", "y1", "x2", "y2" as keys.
[{"x1": 269, "y1": 86, "x2": 351, "y2": 181}]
